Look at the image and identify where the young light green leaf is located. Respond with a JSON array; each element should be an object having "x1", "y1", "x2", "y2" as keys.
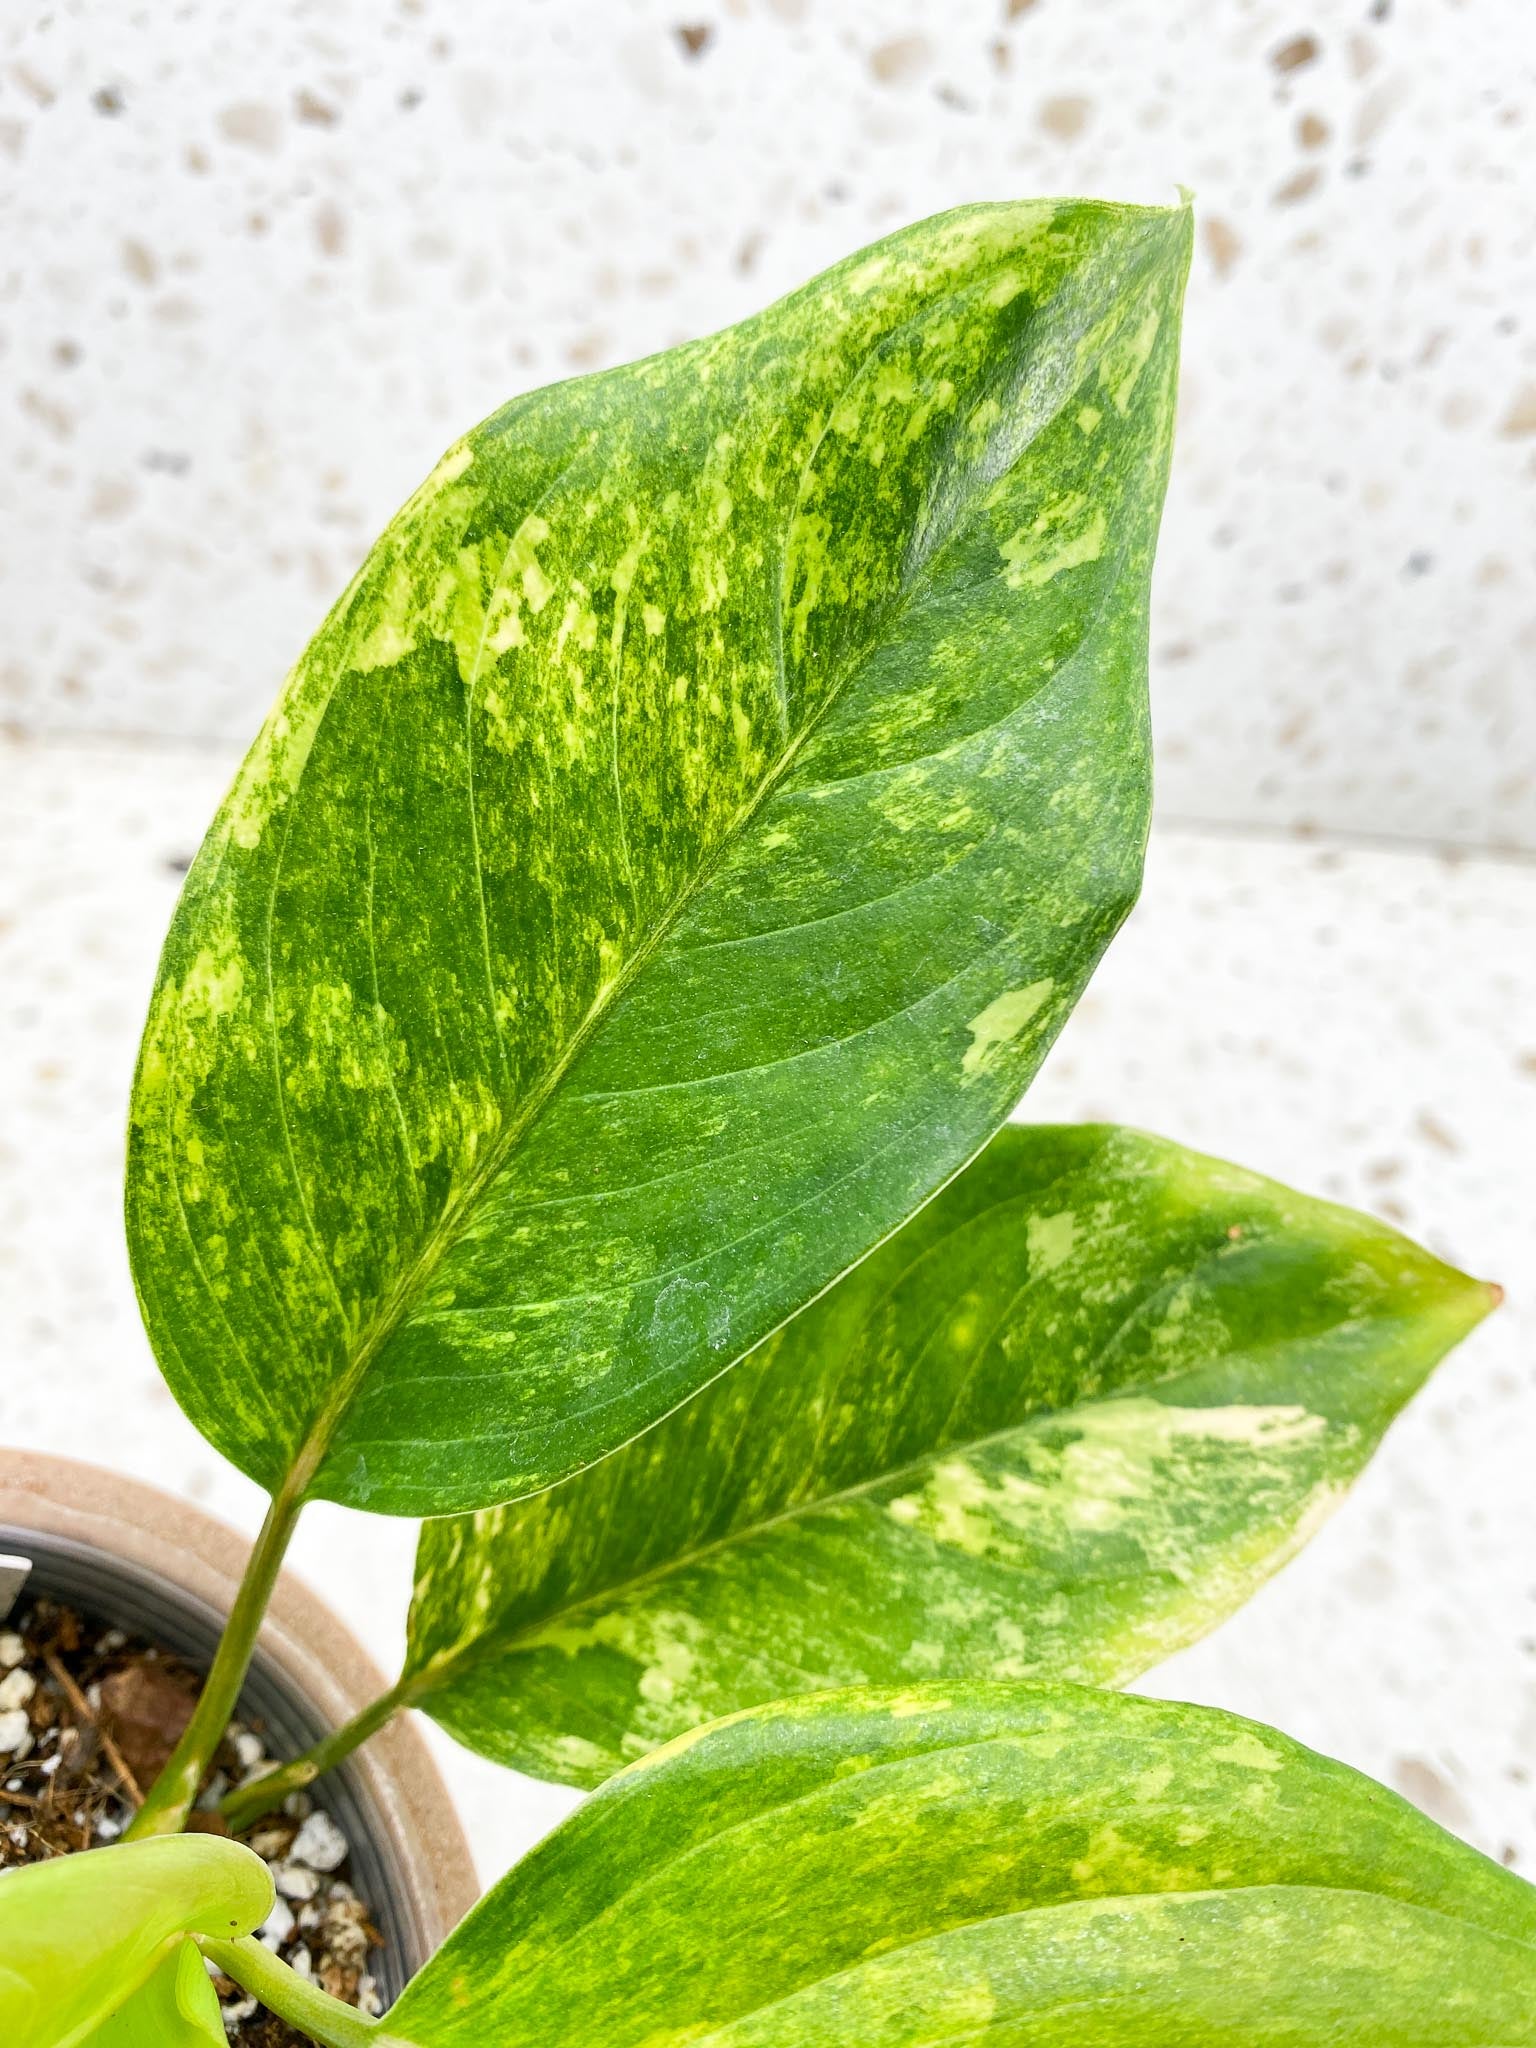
[
  {"x1": 401, "y1": 1123, "x2": 1494, "y2": 1784},
  {"x1": 86, "y1": 1941, "x2": 226, "y2": 2048},
  {"x1": 381, "y1": 1683, "x2": 1536, "y2": 2046},
  {"x1": 0, "y1": 1834, "x2": 273, "y2": 2048},
  {"x1": 127, "y1": 199, "x2": 1190, "y2": 1516}
]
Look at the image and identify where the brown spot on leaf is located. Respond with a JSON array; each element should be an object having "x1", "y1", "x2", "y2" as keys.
[
  {"x1": 1296, "y1": 111, "x2": 1329, "y2": 147},
  {"x1": 676, "y1": 24, "x2": 713, "y2": 56},
  {"x1": 296, "y1": 87, "x2": 339, "y2": 125},
  {"x1": 1499, "y1": 382, "x2": 1536, "y2": 437}
]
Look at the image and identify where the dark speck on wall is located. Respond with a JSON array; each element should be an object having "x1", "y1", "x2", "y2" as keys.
[
  {"x1": 295, "y1": 88, "x2": 339, "y2": 127},
  {"x1": 1271, "y1": 34, "x2": 1321, "y2": 75},
  {"x1": 1202, "y1": 216, "x2": 1242, "y2": 279},
  {"x1": 1038, "y1": 95, "x2": 1092, "y2": 141},
  {"x1": 1272, "y1": 165, "x2": 1322, "y2": 205},
  {"x1": 869, "y1": 36, "x2": 931, "y2": 86}
]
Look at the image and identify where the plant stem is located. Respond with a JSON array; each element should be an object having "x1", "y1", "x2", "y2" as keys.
[
  {"x1": 199, "y1": 1934, "x2": 408, "y2": 2048},
  {"x1": 220, "y1": 1673, "x2": 418, "y2": 1832},
  {"x1": 126, "y1": 1474, "x2": 308, "y2": 1838}
]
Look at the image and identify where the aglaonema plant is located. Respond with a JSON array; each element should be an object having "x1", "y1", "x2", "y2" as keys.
[{"x1": 1, "y1": 196, "x2": 1520, "y2": 2045}]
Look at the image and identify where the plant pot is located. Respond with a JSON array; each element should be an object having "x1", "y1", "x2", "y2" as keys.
[{"x1": 0, "y1": 1449, "x2": 478, "y2": 2001}]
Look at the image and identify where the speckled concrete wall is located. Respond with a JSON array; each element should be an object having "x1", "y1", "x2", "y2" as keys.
[{"x1": 3, "y1": 0, "x2": 1533, "y2": 845}]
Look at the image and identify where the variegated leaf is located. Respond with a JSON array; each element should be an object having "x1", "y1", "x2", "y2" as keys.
[
  {"x1": 127, "y1": 200, "x2": 1189, "y2": 1515},
  {"x1": 400, "y1": 1123, "x2": 1493, "y2": 1784},
  {"x1": 379, "y1": 1684, "x2": 1536, "y2": 2046}
]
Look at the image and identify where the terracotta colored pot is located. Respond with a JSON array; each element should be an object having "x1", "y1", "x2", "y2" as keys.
[{"x1": 0, "y1": 1450, "x2": 478, "y2": 1998}]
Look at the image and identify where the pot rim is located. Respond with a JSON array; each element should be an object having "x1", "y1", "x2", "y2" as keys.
[{"x1": 0, "y1": 1448, "x2": 479, "y2": 1954}]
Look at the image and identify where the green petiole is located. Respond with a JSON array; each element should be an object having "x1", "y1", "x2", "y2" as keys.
[{"x1": 198, "y1": 1933, "x2": 410, "y2": 2048}]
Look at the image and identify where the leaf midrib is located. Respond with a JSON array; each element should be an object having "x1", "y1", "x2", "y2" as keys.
[
  {"x1": 407, "y1": 1223, "x2": 1284, "y2": 1693},
  {"x1": 285, "y1": 242, "x2": 1131, "y2": 1499}
]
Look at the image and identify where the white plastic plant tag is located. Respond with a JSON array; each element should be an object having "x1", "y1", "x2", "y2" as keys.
[{"x1": 0, "y1": 1555, "x2": 31, "y2": 1623}]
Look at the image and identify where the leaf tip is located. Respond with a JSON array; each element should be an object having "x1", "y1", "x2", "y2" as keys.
[{"x1": 1423, "y1": 1258, "x2": 1505, "y2": 1355}]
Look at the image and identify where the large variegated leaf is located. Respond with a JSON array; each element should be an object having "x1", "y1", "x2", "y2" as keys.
[
  {"x1": 127, "y1": 199, "x2": 1189, "y2": 1515},
  {"x1": 377, "y1": 1685, "x2": 1536, "y2": 2046},
  {"x1": 399, "y1": 1123, "x2": 1493, "y2": 1784},
  {"x1": 0, "y1": 1835, "x2": 272, "y2": 2048}
]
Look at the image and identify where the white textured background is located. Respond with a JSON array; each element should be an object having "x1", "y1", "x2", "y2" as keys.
[
  {"x1": 4, "y1": 0, "x2": 1535, "y2": 844},
  {"x1": 2, "y1": 0, "x2": 1534, "y2": 1890}
]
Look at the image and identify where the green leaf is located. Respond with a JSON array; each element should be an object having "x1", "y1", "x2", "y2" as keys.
[
  {"x1": 127, "y1": 199, "x2": 1190, "y2": 1515},
  {"x1": 86, "y1": 1942, "x2": 226, "y2": 2048},
  {"x1": 626, "y1": 1891, "x2": 1536, "y2": 2047},
  {"x1": 382, "y1": 1684, "x2": 1536, "y2": 2046},
  {"x1": 402, "y1": 1123, "x2": 1494, "y2": 1784},
  {"x1": 0, "y1": 1834, "x2": 273, "y2": 2048}
]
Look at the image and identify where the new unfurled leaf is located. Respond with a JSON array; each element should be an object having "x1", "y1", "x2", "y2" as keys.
[
  {"x1": 128, "y1": 200, "x2": 1189, "y2": 1515},
  {"x1": 381, "y1": 1684, "x2": 1536, "y2": 2045},
  {"x1": 87, "y1": 1942, "x2": 226, "y2": 2048},
  {"x1": 401, "y1": 1123, "x2": 1494, "y2": 1784},
  {"x1": 0, "y1": 1834, "x2": 272, "y2": 2048}
]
